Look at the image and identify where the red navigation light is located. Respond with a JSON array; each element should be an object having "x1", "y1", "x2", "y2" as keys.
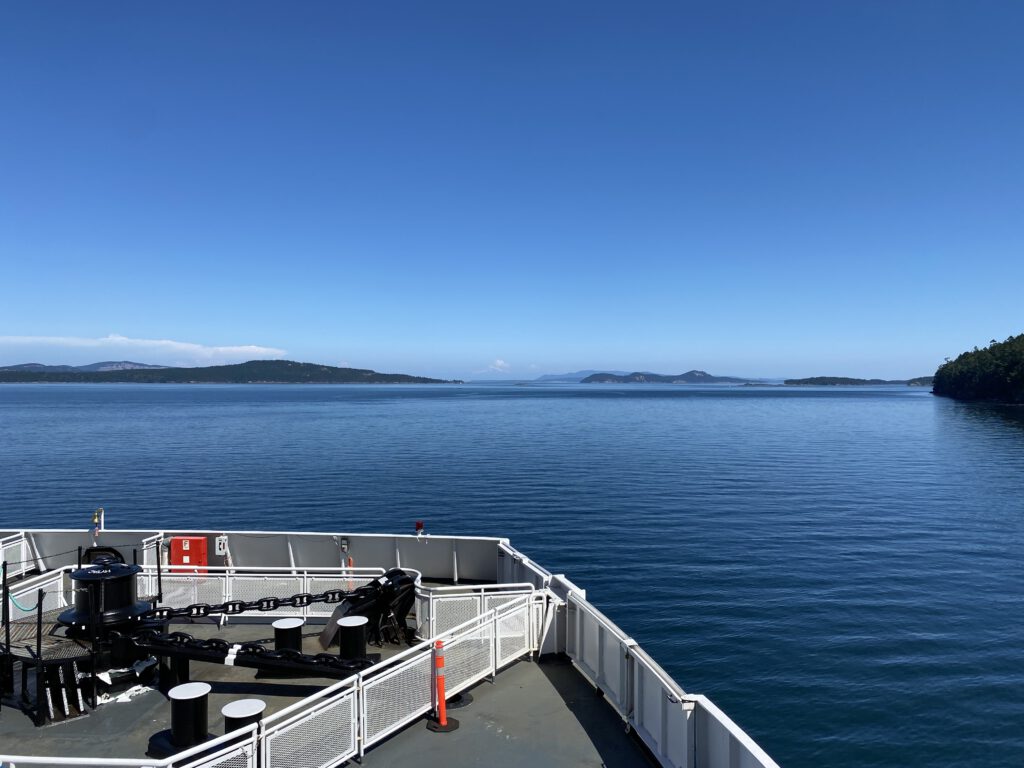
[{"x1": 415, "y1": 520, "x2": 425, "y2": 533}]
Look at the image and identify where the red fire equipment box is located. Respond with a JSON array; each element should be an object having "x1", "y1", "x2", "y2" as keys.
[{"x1": 169, "y1": 536, "x2": 208, "y2": 573}]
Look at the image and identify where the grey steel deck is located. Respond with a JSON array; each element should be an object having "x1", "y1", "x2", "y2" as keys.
[
  {"x1": 370, "y1": 657, "x2": 656, "y2": 768},
  {"x1": 1, "y1": 619, "x2": 653, "y2": 767}
]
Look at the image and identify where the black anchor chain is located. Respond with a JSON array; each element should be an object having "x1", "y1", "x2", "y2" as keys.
[{"x1": 141, "y1": 587, "x2": 353, "y2": 621}]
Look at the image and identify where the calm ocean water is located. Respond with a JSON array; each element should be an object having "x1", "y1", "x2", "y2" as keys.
[{"x1": 1, "y1": 383, "x2": 1022, "y2": 766}]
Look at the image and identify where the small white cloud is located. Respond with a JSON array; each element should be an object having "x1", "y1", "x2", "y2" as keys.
[
  {"x1": 0, "y1": 334, "x2": 287, "y2": 367},
  {"x1": 489, "y1": 359, "x2": 511, "y2": 372}
]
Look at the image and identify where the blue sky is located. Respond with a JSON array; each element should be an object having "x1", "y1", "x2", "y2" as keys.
[{"x1": 2, "y1": 2, "x2": 1022, "y2": 380}]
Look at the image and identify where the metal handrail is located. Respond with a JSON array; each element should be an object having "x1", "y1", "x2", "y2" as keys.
[
  {"x1": 1, "y1": 723, "x2": 258, "y2": 767},
  {"x1": 137, "y1": 564, "x2": 387, "y2": 574},
  {"x1": 262, "y1": 673, "x2": 360, "y2": 726},
  {"x1": 419, "y1": 581, "x2": 535, "y2": 593}
]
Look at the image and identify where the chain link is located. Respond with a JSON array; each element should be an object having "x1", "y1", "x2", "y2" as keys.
[
  {"x1": 127, "y1": 628, "x2": 369, "y2": 674},
  {"x1": 142, "y1": 584, "x2": 367, "y2": 621}
]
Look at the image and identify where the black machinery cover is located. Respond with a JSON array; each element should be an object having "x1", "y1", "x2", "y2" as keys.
[{"x1": 58, "y1": 555, "x2": 152, "y2": 631}]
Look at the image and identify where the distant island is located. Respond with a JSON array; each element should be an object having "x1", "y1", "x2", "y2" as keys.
[
  {"x1": 933, "y1": 334, "x2": 1024, "y2": 404},
  {"x1": 785, "y1": 376, "x2": 934, "y2": 386},
  {"x1": 0, "y1": 359, "x2": 458, "y2": 385},
  {"x1": 1, "y1": 360, "x2": 167, "y2": 373},
  {"x1": 581, "y1": 370, "x2": 749, "y2": 384},
  {"x1": 535, "y1": 370, "x2": 629, "y2": 383}
]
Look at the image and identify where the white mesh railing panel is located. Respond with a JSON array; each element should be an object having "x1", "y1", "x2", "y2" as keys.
[
  {"x1": 361, "y1": 652, "x2": 433, "y2": 747},
  {"x1": 266, "y1": 688, "x2": 358, "y2": 768},
  {"x1": 230, "y1": 576, "x2": 304, "y2": 616},
  {"x1": 532, "y1": 600, "x2": 544, "y2": 651},
  {"x1": 432, "y1": 595, "x2": 480, "y2": 636},
  {"x1": 137, "y1": 572, "x2": 155, "y2": 599},
  {"x1": 483, "y1": 592, "x2": 527, "y2": 613},
  {"x1": 443, "y1": 619, "x2": 494, "y2": 696},
  {"x1": 1, "y1": 536, "x2": 28, "y2": 577},
  {"x1": 9, "y1": 573, "x2": 67, "y2": 620},
  {"x1": 305, "y1": 576, "x2": 373, "y2": 617},
  {"x1": 496, "y1": 603, "x2": 530, "y2": 668},
  {"x1": 414, "y1": 591, "x2": 431, "y2": 638},
  {"x1": 156, "y1": 575, "x2": 225, "y2": 608},
  {"x1": 178, "y1": 741, "x2": 256, "y2": 768}
]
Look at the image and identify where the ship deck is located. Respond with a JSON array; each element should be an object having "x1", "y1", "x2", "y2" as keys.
[{"x1": 1, "y1": 618, "x2": 654, "y2": 767}]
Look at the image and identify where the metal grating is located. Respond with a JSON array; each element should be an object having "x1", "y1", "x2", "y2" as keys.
[
  {"x1": 443, "y1": 619, "x2": 494, "y2": 696},
  {"x1": 267, "y1": 689, "x2": 357, "y2": 768},
  {"x1": 179, "y1": 743, "x2": 255, "y2": 768},
  {"x1": 9, "y1": 577, "x2": 68, "y2": 621},
  {"x1": 496, "y1": 604, "x2": 530, "y2": 668},
  {"x1": 1, "y1": 537, "x2": 28, "y2": 577},
  {"x1": 155, "y1": 575, "x2": 225, "y2": 608},
  {"x1": 414, "y1": 592, "x2": 431, "y2": 638},
  {"x1": 230, "y1": 576, "x2": 304, "y2": 616},
  {"x1": 306, "y1": 576, "x2": 372, "y2": 616},
  {"x1": 532, "y1": 600, "x2": 544, "y2": 650},
  {"x1": 361, "y1": 653, "x2": 433, "y2": 747},
  {"x1": 483, "y1": 593, "x2": 525, "y2": 613},
  {"x1": 432, "y1": 595, "x2": 479, "y2": 635}
]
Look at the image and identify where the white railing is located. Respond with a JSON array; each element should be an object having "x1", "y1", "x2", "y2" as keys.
[
  {"x1": 568, "y1": 593, "x2": 632, "y2": 718},
  {"x1": 140, "y1": 533, "x2": 163, "y2": 569},
  {"x1": 258, "y1": 592, "x2": 541, "y2": 763},
  {"x1": 417, "y1": 582, "x2": 536, "y2": 637},
  {"x1": 359, "y1": 593, "x2": 536, "y2": 756},
  {"x1": 0, "y1": 722, "x2": 259, "y2": 767},
  {"x1": 138, "y1": 565, "x2": 421, "y2": 621},
  {"x1": 262, "y1": 675, "x2": 360, "y2": 768},
  {"x1": 1, "y1": 533, "x2": 31, "y2": 579},
  {"x1": 565, "y1": 593, "x2": 779, "y2": 768},
  {"x1": 4, "y1": 567, "x2": 72, "y2": 623},
  {"x1": 1, "y1": 592, "x2": 540, "y2": 768},
  {"x1": 497, "y1": 541, "x2": 552, "y2": 588},
  {"x1": 688, "y1": 694, "x2": 780, "y2": 768}
]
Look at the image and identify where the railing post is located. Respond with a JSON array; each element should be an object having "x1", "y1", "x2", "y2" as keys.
[
  {"x1": 1, "y1": 561, "x2": 11, "y2": 699},
  {"x1": 35, "y1": 588, "x2": 44, "y2": 726}
]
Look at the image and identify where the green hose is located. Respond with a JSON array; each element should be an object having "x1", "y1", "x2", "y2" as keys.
[{"x1": 9, "y1": 593, "x2": 40, "y2": 613}]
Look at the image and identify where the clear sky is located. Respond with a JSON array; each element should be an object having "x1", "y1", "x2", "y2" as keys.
[{"x1": 2, "y1": 2, "x2": 1022, "y2": 380}]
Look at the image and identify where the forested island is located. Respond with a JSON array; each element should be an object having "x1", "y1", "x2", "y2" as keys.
[
  {"x1": 785, "y1": 376, "x2": 934, "y2": 386},
  {"x1": 0, "y1": 359, "x2": 458, "y2": 384},
  {"x1": 933, "y1": 334, "x2": 1024, "y2": 403},
  {"x1": 582, "y1": 370, "x2": 749, "y2": 384}
]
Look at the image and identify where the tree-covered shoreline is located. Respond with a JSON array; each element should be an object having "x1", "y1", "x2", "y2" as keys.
[
  {"x1": 933, "y1": 334, "x2": 1024, "y2": 404},
  {"x1": 0, "y1": 359, "x2": 457, "y2": 385}
]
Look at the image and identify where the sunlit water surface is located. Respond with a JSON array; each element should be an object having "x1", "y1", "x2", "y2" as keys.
[{"x1": 1, "y1": 384, "x2": 1022, "y2": 766}]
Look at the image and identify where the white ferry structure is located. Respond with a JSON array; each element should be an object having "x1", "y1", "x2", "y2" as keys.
[{"x1": 1, "y1": 520, "x2": 779, "y2": 768}]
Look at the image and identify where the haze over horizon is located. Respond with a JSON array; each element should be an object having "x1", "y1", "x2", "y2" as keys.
[{"x1": 3, "y1": 3, "x2": 1022, "y2": 381}]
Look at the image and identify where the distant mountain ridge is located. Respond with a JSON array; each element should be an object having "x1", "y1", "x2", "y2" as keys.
[
  {"x1": 535, "y1": 370, "x2": 630, "y2": 382},
  {"x1": 0, "y1": 359, "x2": 456, "y2": 384},
  {"x1": 0, "y1": 360, "x2": 167, "y2": 373},
  {"x1": 581, "y1": 370, "x2": 750, "y2": 384}
]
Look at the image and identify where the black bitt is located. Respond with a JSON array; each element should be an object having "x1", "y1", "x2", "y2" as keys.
[
  {"x1": 337, "y1": 616, "x2": 368, "y2": 660},
  {"x1": 171, "y1": 682, "x2": 211, "y2": 747},
  {"x1": 147, "y1": 681, "x2": 214, "y2": 759},
  {"x1": 272, "y1": 618, "x2": 304, "y2": 652},
  {"x1": 222, "y1": 698, "x2": 266, "y2": 734}
]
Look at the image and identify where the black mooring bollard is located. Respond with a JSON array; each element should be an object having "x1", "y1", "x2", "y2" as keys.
[
  {"x1": 272, "y1": 617, "x2": 304, "y2": 652},
  {"x1": 223, "y1": 698, "x2": 267, "y2": 734},
  {"x1": 336, "y1": 615, "x2": 368, "y2": 660},
  {"x1": 169, "y1": 682, "x2": 212, "y2": 748}
]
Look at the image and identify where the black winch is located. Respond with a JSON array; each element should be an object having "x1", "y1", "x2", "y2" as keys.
[{"x1": 58, "y1": 555, "x2": 153, "y2": 637}]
